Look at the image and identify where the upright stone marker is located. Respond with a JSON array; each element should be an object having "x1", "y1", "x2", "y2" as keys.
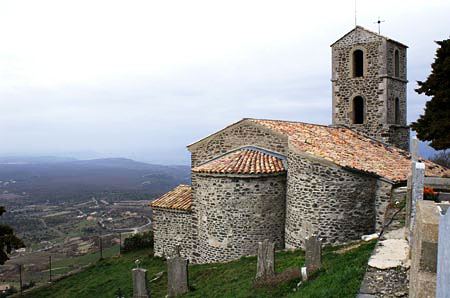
[
  {"x1": 132, "y1": 259, "x2": 150, "y2": 298},
  {"x1": 256, "y1": 239, "x2": 275, "y2": 280},
  {"x1": 167, "y1": 246, "x2": 189, "y2": 297},
  {"x1": 304, "y1": 235, "x2": 321, "y2": 275},
  {"x1": 411, "y1": 136, "x2": 419, "y2": 163},
  {"x1": 437, "y1": 209, "x2": 450, "y2": 298},
  {"x1": 410, "y1": 162, "x2": 425, "y2": 244}
]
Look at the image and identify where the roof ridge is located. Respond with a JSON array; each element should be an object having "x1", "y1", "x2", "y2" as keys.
[
  {"x1": 192, "y1": 146, "x2": 287, "y2": 175},
  {"x1": 247, "y1": 118, "x2": 331, "y2": 128}
]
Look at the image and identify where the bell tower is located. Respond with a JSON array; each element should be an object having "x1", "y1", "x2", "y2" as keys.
[{"x1": 331, "y1": 26, "x2": 410, "y2": 151}]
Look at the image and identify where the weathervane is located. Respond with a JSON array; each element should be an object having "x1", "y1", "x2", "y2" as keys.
[
  {"x1": 354, "y1": 0, "x2": 357, "y2": 26},
  {"x1": 374, "y1": 17, "x2": 385, "y2": 34}
]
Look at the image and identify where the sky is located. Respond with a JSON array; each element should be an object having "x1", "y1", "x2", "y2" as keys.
[{"x1": 1, "y1": 0, "x2": 449, "y2": 165}]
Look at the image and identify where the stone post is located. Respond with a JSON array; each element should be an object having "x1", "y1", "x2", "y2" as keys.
[
  {"x1": 167, "y1": 246, "x2": 189, "y2": 297},
  {"x1": 304, "y1": 235, "x2": 321, "y2": 277},
  {"x1": 406, "y1": 137, "x2": 421, "y2": 242},
  {"x1": 132, "y1": 259, "x2": 150, "y2": 298},
  {"x1": 256, "y1": 239, "x2": 275, "y2": 280},
  {"x1": 437, "y1": 208, "x2": 450, "y2": 298},
  {"x1": 410, "y1": 161, "x2": 425, "y2": 245},
  {"x1": 411, "y1": 136, "x2": 419, "y2": 162}
]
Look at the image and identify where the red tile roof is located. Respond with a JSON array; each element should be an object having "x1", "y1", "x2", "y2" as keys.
[
  {"x1": 150, "y1": 185, "x2": 192, "y2": 211},
  {"x1": 192, "y1": 148, "x2": 286, "y2": 175},
  {"x1": 248, "y1": 119, "x2": 450, "y2": 182}
]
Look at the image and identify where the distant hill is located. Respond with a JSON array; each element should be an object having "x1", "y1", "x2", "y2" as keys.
[
  {"x1": 0, "y1": 157, "x2": 190, "y2": 202},
  {"x1": 0, "y1": 156, "x2": 78, "y2": 164}
]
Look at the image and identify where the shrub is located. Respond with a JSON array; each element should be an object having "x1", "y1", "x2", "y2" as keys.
[
  {"x1": 0, "y1": 286, "x2": 17, "y2": 298},
  {"x1": 122, "y1": 231, "x2": 153, "y2": 253}
]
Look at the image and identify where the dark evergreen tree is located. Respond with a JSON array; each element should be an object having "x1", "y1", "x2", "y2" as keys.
[
  {"x1": 0, "y1": 207, "x2": 25, "y2": 265},
  {"x1": 411, "y1": 38, "x2": 450, "y2": 150}
]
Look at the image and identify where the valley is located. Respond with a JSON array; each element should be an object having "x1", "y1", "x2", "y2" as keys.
[{"x1": 0, "y1": 156, "x2": 190, "y2": 290}]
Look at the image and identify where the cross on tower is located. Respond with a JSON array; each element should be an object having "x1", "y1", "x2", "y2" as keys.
[{"x1": 374, "y1": 17, "x2": 385, "y2": 34}]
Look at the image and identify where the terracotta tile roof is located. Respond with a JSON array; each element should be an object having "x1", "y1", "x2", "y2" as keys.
[
  {"x1": 192, "y1": 148, "x2": 286, "y2": 175},
  {"x1": 150, "y1": 185, "x2": 192, "y2": 211},
  {"x1": 248, "y1": 119, "x2": 450, "y2": 182}
]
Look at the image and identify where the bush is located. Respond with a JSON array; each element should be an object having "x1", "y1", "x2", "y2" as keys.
[
  {"x1": 122, "y1": 231, "x2": 153, "y2": 253},
  {"x1": 0, "y1": 286, "x2": 17, "y2": 298}
]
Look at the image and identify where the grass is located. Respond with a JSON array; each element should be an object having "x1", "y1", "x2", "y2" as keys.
[
  {"x1": 23, "y1": 241, "x2": 375, "y2": 298},
  {"x1": 52, "y1": 245, "x2": 120, "y2": 268}
]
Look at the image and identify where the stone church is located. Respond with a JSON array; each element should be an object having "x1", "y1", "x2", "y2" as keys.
[{"x1": 150, "y1": 26, "x2": 450, "y2": 264}]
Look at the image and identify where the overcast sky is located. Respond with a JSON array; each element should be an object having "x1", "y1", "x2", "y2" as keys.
[{"x1": 1, "y1": 0, "x2": 449, "y2": 164}]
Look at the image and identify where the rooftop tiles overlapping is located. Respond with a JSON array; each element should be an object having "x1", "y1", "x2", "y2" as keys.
[
  {"x1": 248, "y1": 119, "x2": 450, "y2": 182},
  {"x1": 192, "y1": 148, "x2": 286, "y2": 175},
  {"x1": 150, "y1": 185, "x2": 192, "y2": 211}
]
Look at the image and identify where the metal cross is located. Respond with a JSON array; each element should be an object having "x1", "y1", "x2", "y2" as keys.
[{"x1": 374, "y1": 17, "x2": 385, "y2": 34}]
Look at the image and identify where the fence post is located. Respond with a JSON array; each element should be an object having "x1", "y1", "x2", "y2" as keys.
[
  {"x1": 18, "y1": 264, "x2": 23, "y2": 293},
  {"x1": 99, "y1": 236, "x2": 103, "y2": 261},
  {"x1": 119, "y1": 232, "x2": 122, "y2": 255},
  {"x1": 49, "y1": 255, "x2": 52, "y2": 282}
]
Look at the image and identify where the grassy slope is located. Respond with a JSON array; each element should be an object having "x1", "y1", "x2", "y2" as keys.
[{"x1": 24, "y1": 241, "x2": 375, "y2": 298}]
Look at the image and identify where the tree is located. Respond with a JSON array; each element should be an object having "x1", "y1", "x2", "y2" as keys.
[
  {"x1": 0, "y1": 207, "x2": 25, "y2": 265},
  {"x1": 411, "y1": 38, "x2": 450, "y2": 150},
  {"x1": 430, "y1": 151, "x2": 450, "y2": 169}
]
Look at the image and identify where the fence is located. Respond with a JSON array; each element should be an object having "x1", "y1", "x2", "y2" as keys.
[{"x1": 6, "y1": 232, "x2": 127, "y2": 295}]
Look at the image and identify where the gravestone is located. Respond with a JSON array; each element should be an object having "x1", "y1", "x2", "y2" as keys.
[
  {"x1": 167, "y1": 246, "x2": 189, "y2": 297},
  {"x1": 304, "y1": 235, "x2": 321, "y2": 275},
  {"x1": 256, "y1": 239, "x2": 275, "y2": 280},
  {"x1": 437, "y1": 209, "x2": 450, "y2": 298},
  {"x1": 132, "y1": 259, "x2": 150, "y2": 298}
]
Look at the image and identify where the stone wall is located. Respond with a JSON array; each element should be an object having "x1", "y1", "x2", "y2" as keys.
[
  {"x1": 188, "y1": 120, "x2": 288, "y2": 167},
  {"x1": 191, "y1": 173, "x2": 286, "y2": 263},
  {"x1": 410, "y1": 200, "x2": 440, "y2": 298},
  {"x1": 331, "y1": 28, "x2": 409, "y2": 151},
  {"x1": 152, "y1": 208, "x2": 192, "y2": 259},
  {"x1": 374, "y1": 180, "x2": 394, "y2": 230},
  {"x1": 285, "y1": 149, "x2": 378, "y2": 248}
]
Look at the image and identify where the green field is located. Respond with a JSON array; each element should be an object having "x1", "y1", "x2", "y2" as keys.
[
  {"x1": 24, "y1": 241, "x2": 375, "y2": 298},
  {"x1": 48, "y1": 245, "x2": 120, "y2": 276}
]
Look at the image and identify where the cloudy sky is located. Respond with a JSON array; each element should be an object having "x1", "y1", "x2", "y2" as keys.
[{"x1": 1, "y1": 0, "x2": 449, "y2": 164}]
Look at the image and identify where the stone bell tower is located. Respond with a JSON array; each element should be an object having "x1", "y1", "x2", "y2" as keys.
[{"x1": 331, "y1": 26, "x2": 410, "y2": 151}]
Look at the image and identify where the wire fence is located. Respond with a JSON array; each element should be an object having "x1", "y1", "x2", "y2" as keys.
[{"x1": 5, "y1": 233, "x2": 127, "y2": 295}]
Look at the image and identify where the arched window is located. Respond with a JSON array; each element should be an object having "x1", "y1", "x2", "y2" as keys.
[
  {"x1": 394, "y1": 50, "x2": 400, "y2": 77},
  {"x1": 353, "y1": 96, "x2": 364, "y2": 124},
  {"x1": 394, "y1": 97, "x2": 400, "y2": 124},
  {"x1": 353, "y1": 49, "x2": 364, "y2": 77}
]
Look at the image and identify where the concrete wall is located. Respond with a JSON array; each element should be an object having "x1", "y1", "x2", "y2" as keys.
[
  {"x1": 188, "y1": 120, "x2": 288, "y2": 167},
  {"x1": 410, "y1": 200, "x2": 440, "y2": 298},
  {"x1": 152, "y1": 208, "x2": 192, "y2": 259},
  {"x1": 191, "y1": 173, "x2": 286, "y2": 263},
  {"x1": 285, "y1": 148, "x2": 378, "y2": 248}
]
